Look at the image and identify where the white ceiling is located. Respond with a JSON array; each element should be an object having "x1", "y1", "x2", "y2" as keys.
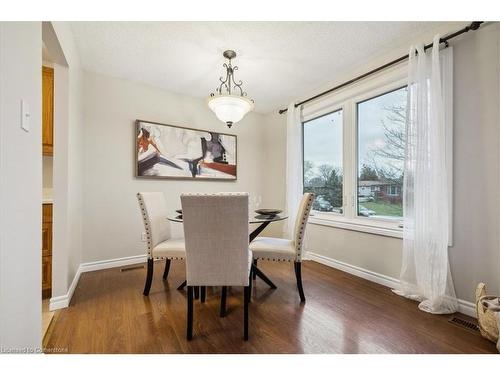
[{"x1": 70, "y1": 22, "x2": 448, "y2": 114}]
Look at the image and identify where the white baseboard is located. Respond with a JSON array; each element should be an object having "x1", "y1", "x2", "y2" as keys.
[
  {"x1": 307, "y1": 251, "x2": 476, "y2": 318},
  {"x1": 49, "y1": 254, "x2": 147, "y2": 311},
  {"x1": 457, "y1": 299, "x2": 476, "y2": 318},
  {"x1": 49, "y1": 264, "x2": 82, "y2": 311},
  {"x1": 79, "y1": 254, "x2": 147, "y2": 273},
  {"x1": 307, "y1": 251, "x2": 400, "y2": 289}
]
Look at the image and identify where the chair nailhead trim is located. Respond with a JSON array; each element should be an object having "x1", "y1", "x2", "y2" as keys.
[
  {"x1": 153, "y1": 256, "x2": 185, "y2": 260},
  {"x1": 254, "y1": 257, "x2": 292, "y2": 262},
  {"x1": 137, "y1": 193, "x2": 156, "y2": 256},
  {"x1": 295, "y1": 193, "x2": 314, "y2": 262},
  {"x1": 181, "y1": 192, "x2": 248, "y2": 196}
]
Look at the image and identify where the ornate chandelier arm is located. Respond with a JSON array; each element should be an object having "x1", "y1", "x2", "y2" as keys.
[
  {"x1": 217, "y1": 63, "x2": 231, "y2": 95},
  {"x1": 213, "y1": 52, "x2": 250, "y2": 97},
  {"x1": 230, "y1": 66, "x2": 246, "y2": 96}
]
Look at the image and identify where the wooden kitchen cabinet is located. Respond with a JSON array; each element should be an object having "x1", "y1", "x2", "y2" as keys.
[
  {"x1": 42, "y1": 222, "x2": 52, "y2": 257},
  {"x1": 42, "y1": 66, "x2": 54, "y2": 156},
  {"x1": 42, "y1": 203, "x2": 52, "y2": 298},
  {"x1": 42, "y1": 256, "x2": 52, "y2": 295}
]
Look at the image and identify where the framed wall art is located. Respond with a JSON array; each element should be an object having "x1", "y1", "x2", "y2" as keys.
[{"x1": 135, "y1": 120, "x2": 237, "y2": 180}]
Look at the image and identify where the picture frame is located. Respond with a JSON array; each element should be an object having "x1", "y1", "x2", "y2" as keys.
[{"x1": 135, "y1": 119, "x2": 237, "y2": 180}]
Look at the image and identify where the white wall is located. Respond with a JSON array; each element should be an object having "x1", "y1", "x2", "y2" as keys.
[
  {"x1": 81, "y1": 71, "x2": 274, "y2": 263},
  {"x1": 261, "y1": 111, "x2": 287, "y2": 235},
  {"x1": 264, "y1": 22, "x2": 500, "y2": 305},
  {"x1": 0, "y1": 22, "x2": 42, "y2": 350},
  {"x1": 449, "y1": 22, "x2": 500, "y2": 301},
  {"x1": 47, "y1": 22, "x2": 84, "y2": 298}
]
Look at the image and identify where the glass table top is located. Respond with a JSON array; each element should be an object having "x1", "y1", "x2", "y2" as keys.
[{"x1": 167, "y1": 213, "x2": 288, "y2": 224}]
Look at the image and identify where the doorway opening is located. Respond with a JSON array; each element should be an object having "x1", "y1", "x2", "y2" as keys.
[{"x1": 41, "y1": 22, "x2": 70, "y2": 343}]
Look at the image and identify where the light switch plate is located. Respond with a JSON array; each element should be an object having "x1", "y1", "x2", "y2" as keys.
[{"x1": 21, "y1": 100, "x2": 30, "y2": 132}]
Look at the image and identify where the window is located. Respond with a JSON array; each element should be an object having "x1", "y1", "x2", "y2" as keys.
[
  {"x1": 387, "y1": 186, "x2": 399, "y2": 196},
  {"x1": 303, "y1": 110, "x2": 343, "y2": 214},
  {"x1": 300, "y1": 60, "x2": 452, "y2": 239},
  {"x1": 357, "y1": 87, "x2": 407, "y2": 220}
]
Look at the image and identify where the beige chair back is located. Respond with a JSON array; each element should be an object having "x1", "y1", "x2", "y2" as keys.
[
  {"x1": 137, "y1": 192, "x2": 171, "y2": 258},
  {"x1": 181, "y1": 193, "x2": 250, "y2": 287},
  {"x1": 293, "y1": 193, "x2": 315, "y2": 261}
]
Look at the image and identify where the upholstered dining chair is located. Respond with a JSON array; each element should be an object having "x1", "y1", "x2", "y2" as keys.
[
  {"x1": 137, "y1": 192, "x2": 185, "y2": 296},
  {"x1": 249, "y1": 193, "x2": 314, "y2": 303},
  {"x1": 181, "y1": 193, "x2": 252, "y2": 341}
]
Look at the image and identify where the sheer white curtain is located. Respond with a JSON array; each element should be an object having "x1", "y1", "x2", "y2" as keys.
[
  {"x1": 284, "y1": 103, "x2": 303, "y2": 239},
  {"x1": 394, "y1": 35, "x2": 458, "y2": 314}
]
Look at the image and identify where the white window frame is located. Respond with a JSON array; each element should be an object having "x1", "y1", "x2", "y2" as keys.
[
  {"x1": 303, "y1": 104, "x2": 345, "y2": 218},
  {"x1": 351, "y1": 80, "x2": 407, "y2": 227},
  {"x1": 301, "y1": 60, "x2": 453, "y2": 241}
]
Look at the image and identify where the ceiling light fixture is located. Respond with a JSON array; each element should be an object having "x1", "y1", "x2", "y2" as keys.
[{"x1": 207, "y1": 50, "x2": 254, "y2": 128}]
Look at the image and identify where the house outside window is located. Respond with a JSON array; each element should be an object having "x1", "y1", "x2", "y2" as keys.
[{"x1": 387, "y1": 185, "x2": 400, "y2": 196}]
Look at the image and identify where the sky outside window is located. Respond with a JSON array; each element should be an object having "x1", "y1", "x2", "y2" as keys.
[
  {"x1": 303, "y1": 110, "x2": 343, "y2": 213},
  {"x1": 303, "y1": 110, "x2": 343, "y2": 172},
  {"x1": 357, "y1": 86, "x2": 407, "y2": 219}
]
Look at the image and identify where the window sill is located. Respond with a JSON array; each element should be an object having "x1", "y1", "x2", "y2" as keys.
[{"x1": 308, "y1": 214, "x2": 403, "y2": 239}]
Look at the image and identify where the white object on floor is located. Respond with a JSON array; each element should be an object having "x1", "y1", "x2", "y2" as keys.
[{"x1": 394, "y1": 35, "x2": 458, "y2": 314}]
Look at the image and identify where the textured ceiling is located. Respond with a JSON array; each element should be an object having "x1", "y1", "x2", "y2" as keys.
[{"x1": 71, "y1": 22, "x2": 448, "y2": 113}]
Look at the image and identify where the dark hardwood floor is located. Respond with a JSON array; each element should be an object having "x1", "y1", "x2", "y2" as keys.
[{"x1": 45, "y1": 260, "x2": 497, "y2": 354}]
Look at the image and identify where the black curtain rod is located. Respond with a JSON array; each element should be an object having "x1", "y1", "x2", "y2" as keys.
[{"x1": 278, "y1": 21, "x2": 483, "y2": 115}]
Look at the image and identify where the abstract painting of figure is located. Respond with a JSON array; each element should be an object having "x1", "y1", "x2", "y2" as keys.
[{"x1": 136, "y1": 120, "x2": 237, "y2": 180}]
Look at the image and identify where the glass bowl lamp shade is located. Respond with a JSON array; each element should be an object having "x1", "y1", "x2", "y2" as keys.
[
  {"x1": 207, "y1": 94, "x2": 254, "y2": 128},
  {"x1": 208, "y1": 50, "x2": 255, "y2": 128}
]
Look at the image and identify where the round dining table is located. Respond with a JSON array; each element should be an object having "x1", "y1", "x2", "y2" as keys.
[
  {"x1": 167, "y1": 212, "x2": 288, "y2": 242},
  {"x1": 167, "y1": 212, "x2": 288, "y2": 289}
]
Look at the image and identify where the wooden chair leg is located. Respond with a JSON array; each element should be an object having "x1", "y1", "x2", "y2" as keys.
[
  {"x1": 252, "y1": 259, "x2": 257, "y2": 280},
  {"x1": 294, "y1": 261, "x2": 306, "y2": 303},
  {"x1": 194, "y1": 286, "x2": 200, "y2": 300},
  {"x1": 201, "y1": 286, "x2": 206, "y2": 303},
  {"x1": 162, "y1": 259, "x2": 171, "y2": 280},
  {"x1": 143, "y1": 258, "x2": 154, "y2": 296},
  {"x1": 244, "y1": 282, "x2": 250, "y2": 340},
  {"x1": 187, "y1": 286, "x2": 193, "y2": 340},
  {"x1": 220, "y1": 286, "x2": 227, "y2": 317}
]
